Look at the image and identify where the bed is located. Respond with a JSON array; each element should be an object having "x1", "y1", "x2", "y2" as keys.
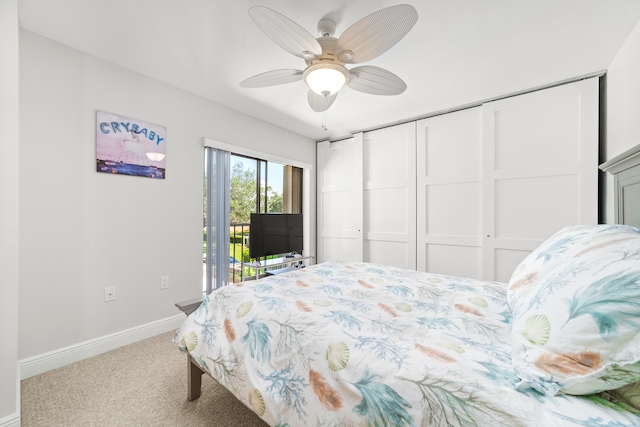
[
  {"x1": 174, "y1": 226, "x2": 640, "y2": 426},
  {"x1": 174, "y1": 145, "x2": 640, "y2": 426}
]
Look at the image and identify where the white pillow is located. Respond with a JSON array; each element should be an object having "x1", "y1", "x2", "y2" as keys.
[{"x1": 508, "y1": 224, "x2": 640, "y2": 396}]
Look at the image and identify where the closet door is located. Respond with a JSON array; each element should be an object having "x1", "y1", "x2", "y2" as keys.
[
  {"x1": 363, "y1": 123, "x2": 417, "y2": 269},
  {"x1": 317, "y1": 136, "x2": 363, "y2": 263},
  {"x1": 416, "y1": 107, "x2": 484, "y2": 279},
  {"x1": 482, "y1": 78, "x2": 599, "y2": 282}
]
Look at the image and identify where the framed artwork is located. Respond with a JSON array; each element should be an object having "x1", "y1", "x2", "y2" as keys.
[{"x1": 96, "y1": 110, "x2": 166, "y2": 179}]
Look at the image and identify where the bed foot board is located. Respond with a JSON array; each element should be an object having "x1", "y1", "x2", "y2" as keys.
[{"x1": 187, "y1": 354, "x2": 204, "y2": 401}]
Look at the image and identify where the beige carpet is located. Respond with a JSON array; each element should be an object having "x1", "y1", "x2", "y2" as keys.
[{"x1": 21, "y1": 331, "x2": 269, "y2": 427}]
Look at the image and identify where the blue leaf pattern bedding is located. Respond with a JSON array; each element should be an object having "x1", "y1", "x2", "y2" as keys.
[{"x1": 174, "y1": 261, "x2": 640, "y2": 426}]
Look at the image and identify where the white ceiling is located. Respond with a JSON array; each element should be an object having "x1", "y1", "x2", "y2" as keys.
[{"x1": 18, "y1": 0, "x2": 640, "y2": 141}]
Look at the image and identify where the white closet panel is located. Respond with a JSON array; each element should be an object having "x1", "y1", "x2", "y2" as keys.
[
  {"x1": 317, "y1": 136, "x2": 363, "y2": 263},
  {"x1": 318, "y1": 78, "x2": 599, "y2": 282},
  {"x1": 416, "y1": 107, "x2": 484, "y2": 279},
  {"x1": 482, "y1": 78, "x2": 599, "y2": 282},
  {"x1": 363, "y1": 123, "x2": 417, "y2": 269}
]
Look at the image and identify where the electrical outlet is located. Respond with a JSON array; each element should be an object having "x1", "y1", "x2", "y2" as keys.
[
  {"x1": 160, "y1": 276, "x2": 169, "y2": 290},
  {"x1": 104, "y1": 286, "x2": 116, "y2": 302}
]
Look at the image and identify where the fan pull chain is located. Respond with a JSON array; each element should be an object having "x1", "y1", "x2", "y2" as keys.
[{"x1": 321, "y1": 93, "x2": 328, "y2": 131}]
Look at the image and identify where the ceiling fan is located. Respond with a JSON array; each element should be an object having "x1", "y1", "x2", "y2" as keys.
[{"x1": 240, "y1": 4, "x2": 419, "y2": 113}]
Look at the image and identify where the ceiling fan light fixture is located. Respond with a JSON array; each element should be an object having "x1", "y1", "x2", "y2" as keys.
[{"x1": 303, "y1": 63, "x2": 349, "y2": 96}]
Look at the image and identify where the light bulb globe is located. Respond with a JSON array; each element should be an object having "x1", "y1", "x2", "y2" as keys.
[{"x1": 303, "y1": 63, "x2": 348, "y2": 96}]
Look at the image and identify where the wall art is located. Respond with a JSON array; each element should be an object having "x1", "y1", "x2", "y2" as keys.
[{"x1": 96, "y1": 110, "x2": 166, "y2": 179}]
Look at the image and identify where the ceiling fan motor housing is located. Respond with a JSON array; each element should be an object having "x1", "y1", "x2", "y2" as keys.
[
  {"x1": 308, "y1": 36, "x2": 355, "y2": 66},
  {"x1": 306, "y1": 36, "x2": 340, "y2": 65}
]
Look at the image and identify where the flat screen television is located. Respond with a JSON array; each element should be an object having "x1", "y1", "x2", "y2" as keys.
[{"x1": 249, "y1": 213, "x2": 303, "y2": 259}]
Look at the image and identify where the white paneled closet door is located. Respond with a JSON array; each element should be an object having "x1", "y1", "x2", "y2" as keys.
[
  {"x1": 416, "y1": 107, "x2": 484, "y2": 279},
  {"x1": 363, "y1": 123, "x2": 417, "y2": 269},
  {"x1": 317, "y1": 136, "x2": 364, "y2": 263},
  {"x1": 482, "y1": 78, "x2": 599, "y2": 282}
]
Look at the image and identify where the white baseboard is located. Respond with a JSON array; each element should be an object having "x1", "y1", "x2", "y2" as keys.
[
  {"x1": 19, "y1": 314, "x2": 185, "y2": 380},
  {"x1": 0, "y1": 413, "x2": 20, "y2": 427}
]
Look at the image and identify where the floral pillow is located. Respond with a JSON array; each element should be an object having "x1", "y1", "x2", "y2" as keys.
[{"x1": 508, "y1": 224, "x2": 640, "y2": 396}]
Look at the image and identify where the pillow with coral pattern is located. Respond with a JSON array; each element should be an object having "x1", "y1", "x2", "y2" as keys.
[{"x1": 508, "y1": 224, "x2": 640, "y2": 396}]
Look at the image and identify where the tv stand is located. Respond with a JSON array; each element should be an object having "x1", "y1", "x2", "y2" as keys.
[
  {"x1": 265, "y1": 266, "x2": 298, "y2": 276},
  {"x1": 246, "y1": 255, "x2": 313, "y2": 279}
]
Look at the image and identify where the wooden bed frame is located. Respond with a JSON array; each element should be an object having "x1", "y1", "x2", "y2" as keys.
[{"x1": 176, "y1": 143, "x2": 640, "y2": 403}]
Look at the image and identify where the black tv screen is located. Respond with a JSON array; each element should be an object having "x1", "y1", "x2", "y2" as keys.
[{"x1": 249, "y1": 213, "x2": 303, "y2": 259}]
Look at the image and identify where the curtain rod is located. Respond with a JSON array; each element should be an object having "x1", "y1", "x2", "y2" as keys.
[{"x1": 316, "y1": 70, "x2": 606, "y2": 143}]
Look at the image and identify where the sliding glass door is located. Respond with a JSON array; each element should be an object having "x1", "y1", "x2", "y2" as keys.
[{"x1": 203, "y1": 149, "x2": 303, "y2": 293}]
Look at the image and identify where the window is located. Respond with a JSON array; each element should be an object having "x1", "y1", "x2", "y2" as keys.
[{"x1": 203, "y1": 148, "x2": 303, "y2": 293}]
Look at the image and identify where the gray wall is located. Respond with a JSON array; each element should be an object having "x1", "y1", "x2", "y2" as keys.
[
  {"x1": 607, "y1": 19, "x2": 640, "y2": 159},
  {"x1": 603, "y1": 19, "x2": 640, "y2": 223},
  {"x1": 17, "y1": 30, "x2": 316, "y2": 360},
  {"x1": 0, "y1": 0, "x2": 20, "y2": 422}
]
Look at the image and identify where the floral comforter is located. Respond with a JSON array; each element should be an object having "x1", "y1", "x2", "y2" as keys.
[{"x1": 173, "y1": 261, "x2": 640, "y2": 426}]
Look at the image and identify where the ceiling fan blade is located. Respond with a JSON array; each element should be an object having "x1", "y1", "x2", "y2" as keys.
[
  {"x1": 347, "y1": 66, "x2": 407, "y2": 95},
  {"x1": 336, "y1": 4, "x2": 418, "y2": 64},
  {"x1": 249, "y1": 6, "x2": 322, "y2": 60},
  {"x1": 308, "y1": 90, "x2": 338, "y2": 112},
  {"x1": 240, "y1": 69, "x2": 303, "y2": 88}
]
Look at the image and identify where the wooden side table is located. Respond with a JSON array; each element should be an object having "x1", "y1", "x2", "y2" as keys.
[{"x1": 175, "y1": 296, "x2": 204, "y2": 316}]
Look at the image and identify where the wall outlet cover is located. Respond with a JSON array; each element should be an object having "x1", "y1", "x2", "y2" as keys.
[{"x1": 104, "y1": 286, "x2": 116, "y2": 302}]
